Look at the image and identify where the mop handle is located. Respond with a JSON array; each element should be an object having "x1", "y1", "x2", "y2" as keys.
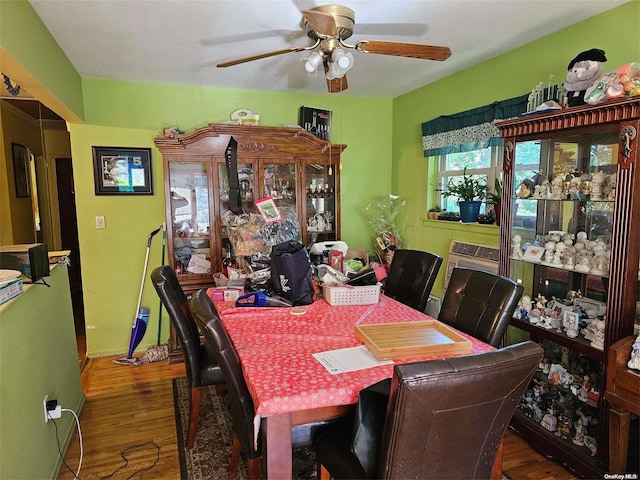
[
  {"x1": 134, "y1": 225, "x2": 163, "y2": 319},
  {"x1": 157, "y1": 223, "x2": 167, "y2": 345}
]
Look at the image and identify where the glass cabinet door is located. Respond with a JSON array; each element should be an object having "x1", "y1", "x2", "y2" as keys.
[
  {"x1": 217, "y1": 161, "x2": 255, "y2": 259},
  {"x1": 169, "y1": 162, "x2": 211, "y2": 275},
  {"x1": 511, "y1": 131, "x2": 617, "y2": 313},
  {"x1": 262, "y1": 162, "x2": 296, "y2": 207},
  {"x1": 508, "y1": 128, "x2": 621, "y2": 470},
  {"x1": 304, "y1": 163, "x2": 337, "y2": 244}
]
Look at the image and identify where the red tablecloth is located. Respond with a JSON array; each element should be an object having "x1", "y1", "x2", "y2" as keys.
[{"x1": 209, "y1": 292, "x2": 494, "y2": 418}]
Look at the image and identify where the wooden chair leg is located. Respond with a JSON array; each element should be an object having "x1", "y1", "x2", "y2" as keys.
[
  {"x1": 229, "y1": 434, "x2": 241, "y2": 479},
  {"x1": 247, "y1": 457, "x2": 261, "y2": 480},
  {"x1": 186, "y1": 386, "x2": 201, "y2": 449},
  {"x1": 491, "y1": 439, "x2": 504, "y2": 480},
  {"x1": 319, "y1": 463, "x2": 331, "y2": 480}
]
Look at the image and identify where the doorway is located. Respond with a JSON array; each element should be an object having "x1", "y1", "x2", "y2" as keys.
[
  {"x1": 55, "y1": 157, "x2": 86, "y2": 362},
  {"x1": 1, "y1": 97, "x2": 86, "y2": 363}
]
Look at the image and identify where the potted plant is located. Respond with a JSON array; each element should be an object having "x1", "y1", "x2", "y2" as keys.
[
  {"x1": 438, "y1": 211, "x2": 460, "y2": 222},
  {"x1": 427, "y1": 206, "x2": 443, "y2": 219},
  {"x1": 477, "y1": 213, "x2": 494, "y2": 225},
  {"x1": 442, "y1": 168, "x2": 488, "y2": 223},
  {"x1": 487, "y1": 178, "x2": 503, "y2": 226}
]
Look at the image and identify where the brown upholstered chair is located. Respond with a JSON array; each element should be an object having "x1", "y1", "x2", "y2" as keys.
[
  {"x1": 150, "y1": 266, "x2": 225, "y2": 449},
  {"x1": 383, "y1": 249, "x2": 443, "y2": 313},
  {"x1": 438, "y1": 267, "x2": 524, "y2": 347},
  {"x1": 190, "y1": 289, "x2": 346, "y2": 479},
  {"x1": 316, "y1": 341, "x2": 543, "y2": 479}
]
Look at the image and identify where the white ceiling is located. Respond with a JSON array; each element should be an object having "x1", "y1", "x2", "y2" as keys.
[{"x1": 28, "y1": 0, "x2": 628, "y2": 98}]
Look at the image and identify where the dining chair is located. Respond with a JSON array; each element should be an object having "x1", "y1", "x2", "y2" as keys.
[
  {"x1": 189, "y1": 289, "x2": 347, "y2": 479},
  {"x1": 316, "y1": 341, "x2": 543, "y2": 479},
  {"x1": 383, "y1": 249, "x2": 443, "y2": 313},
  {"x1": 150, "y1": 266, "x2": 225, "y2": 449},
  {"x1": 438, "y1": 267, "x2": 524, "y2": 347}
]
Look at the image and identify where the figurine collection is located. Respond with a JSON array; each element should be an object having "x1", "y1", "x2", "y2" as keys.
[
  {"x1": 516, "y1": 169, "x2": 616, "y2": 202},
  {"x1": 518, "y1": 339, "x2": 600, "y2": 456},
  {"x1": 512, "y1": 230, "x2": 611, "y2": 280}
]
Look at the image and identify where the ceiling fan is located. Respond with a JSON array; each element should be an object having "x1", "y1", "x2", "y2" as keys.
[{"x1": 216, "y1": 5, "x2": 451, "y2": 93}]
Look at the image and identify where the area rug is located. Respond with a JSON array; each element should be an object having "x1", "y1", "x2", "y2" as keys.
[{"x1": 173, "y1": 377, "x2": 317, "y2": 480}]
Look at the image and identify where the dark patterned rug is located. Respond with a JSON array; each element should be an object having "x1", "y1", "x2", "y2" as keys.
[{"x1": 173, "y1": 377, "x2": 317, "y2": 480}]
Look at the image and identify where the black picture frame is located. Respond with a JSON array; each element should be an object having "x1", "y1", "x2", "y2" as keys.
[
  {"x1": 11, "y1": 143, "x2": 30, "y2": 198},
  {"x1": 299, "y1": 106, "x2": 332, "y2": 141},
  {"x1": 92, "y1": 146, "x2": 153, "y2": 195}
]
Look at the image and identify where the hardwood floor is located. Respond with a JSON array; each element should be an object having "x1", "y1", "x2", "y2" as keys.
[{"x1": 59, "y1": 356, "x2": 579, "y2": 480}]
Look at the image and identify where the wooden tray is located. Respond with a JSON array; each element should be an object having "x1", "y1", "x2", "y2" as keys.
[{"x1": 355, "y1": 320, "x2": 472, "y2": 360}]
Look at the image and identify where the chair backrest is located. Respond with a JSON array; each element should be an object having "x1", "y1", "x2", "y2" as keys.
[
  {"x1": 150, "y1": 265, "x2": 202, "y2": 386},
  {"x1": 378, "y1": 341, "x2": 543, "y2": 480},
  {"x1": 384, "y1": 249, "x2": 443, "y2": 313},
  {"x1": 438, "y1": 267, "x2": 523, "y2": 347},
  {"x1": 189, "y1": 289, "x2": 259, "y2": 457}
]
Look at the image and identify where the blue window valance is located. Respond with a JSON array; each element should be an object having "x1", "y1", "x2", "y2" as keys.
[{"x1": 422, "y1": 94, "x2": 529, "y2": 157}]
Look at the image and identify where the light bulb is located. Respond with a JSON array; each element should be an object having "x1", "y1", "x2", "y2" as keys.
[
  {"x1": 304, "y1": 52, "x2": 323, "y2": 73},
  {"x1": 326, "y1": 49, "x2": 354, "y2": 79}
]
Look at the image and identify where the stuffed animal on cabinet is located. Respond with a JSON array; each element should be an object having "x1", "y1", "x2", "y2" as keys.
[{"x1": 564, "y1": 48, "x2": 607, "y2": 107}]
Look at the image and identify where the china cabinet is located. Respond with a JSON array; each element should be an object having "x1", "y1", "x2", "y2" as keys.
[
  {"x1": 155, "y1": 124, "x2": 345, "y2": 361},
  {"x1": 496, "y1": 98, "x2": 640, "y2": 478}
]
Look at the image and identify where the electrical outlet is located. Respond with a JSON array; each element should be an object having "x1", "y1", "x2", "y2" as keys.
[
  {"x1": 96, "y1": 216, "x2": 106, "y2": 229},
  {"x1": 43, "y1": 395, "x2": 49, "y2": 423}
]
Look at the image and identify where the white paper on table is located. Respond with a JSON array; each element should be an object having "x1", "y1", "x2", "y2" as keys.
[{"x1": 313, "y1": 345, "x2": 393, "y2": 374}]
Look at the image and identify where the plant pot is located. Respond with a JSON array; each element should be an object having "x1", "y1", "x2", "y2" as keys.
[
  {"x1": 458, "y1": 200, "x2": 482, "y2": 223},
  {"x1": 494, "y1": 203, "x2": 502, "y2": 226}
]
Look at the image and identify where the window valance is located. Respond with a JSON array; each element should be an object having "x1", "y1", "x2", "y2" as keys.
[{"x1": 422, "y1": 94, "x2": 528, "y2": 157}]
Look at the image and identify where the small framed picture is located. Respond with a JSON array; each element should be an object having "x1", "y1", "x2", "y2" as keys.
[
  {"x1": 522, "y1": 245, "x2": 545, "y2": 262},
  {"x1": 563, "y1": 311, "x2": 579, "y2": 323},
  {"x1": 11, "y1": 143, "x2": 30, "y2": 197},
  {"x1": 299, "y1": 106, "x2": 331, "y2": 141},
  {"x1": 92, "y1": 146, "x2": 153, "y2": 195},
  {"x1": 255, "y1": 196, "x2": 281, "y2": 223}
]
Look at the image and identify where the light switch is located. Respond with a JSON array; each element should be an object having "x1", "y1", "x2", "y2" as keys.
[{"x1": 96, "y1": 216, "x2": 106, "y2": 229}]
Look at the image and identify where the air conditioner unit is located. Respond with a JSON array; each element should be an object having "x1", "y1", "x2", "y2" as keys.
[{"x1": 444, "y1": 240, "x2": 500, "y2": 290}]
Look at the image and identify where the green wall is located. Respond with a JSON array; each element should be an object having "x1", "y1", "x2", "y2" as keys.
[
  {"x1": 391, "y1": 0, "x2": 640, "y2": 297},
  {"x1": 72, "y1": 81, "x2": 392, "y2": 356},
  {"x1": 0, "y1": 266, "x2": 84, "y2": 480}
]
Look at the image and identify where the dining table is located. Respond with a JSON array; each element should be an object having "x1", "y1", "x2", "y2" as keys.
[{"x1": 208, "y1": 289, "x2": 496, "y2": 480}]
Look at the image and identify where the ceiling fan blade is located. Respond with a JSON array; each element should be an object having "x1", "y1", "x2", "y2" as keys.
[
  {"x1": 217, "y1": 46, "x2": 308, "y2": 67},
  {"x1": 356, "y1": 40, "x2": 451, "y2": 61},
  {"x1": 323, "y1": 62, "x2": 348, "y2": 93},
  {"x1": 302, "y1": 9, "x2": 338, "y2": 37},
  {"x1": 326, "y1": 75, "x2": 348, "y2": 93}
]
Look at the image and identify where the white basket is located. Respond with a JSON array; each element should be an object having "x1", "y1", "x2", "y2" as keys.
[{"x1": 323, "y1": 283, "x2": 382, "y2": 306}]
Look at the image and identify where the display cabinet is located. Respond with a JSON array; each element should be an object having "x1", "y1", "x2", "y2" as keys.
[
  {"x1": 496, "y1": 98, "x2": 640, "y2": 478},
  {"x1": 155, "y1": 124, "x2": 345, "y2": 361}
]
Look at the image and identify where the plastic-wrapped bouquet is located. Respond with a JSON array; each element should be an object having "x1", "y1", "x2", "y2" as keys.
[{"x1": 363, "y1": 195, "x2": 406, "y2": 268}]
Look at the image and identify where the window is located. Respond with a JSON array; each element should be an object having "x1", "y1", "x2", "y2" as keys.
[{"x1": 437, "y1": 146, "x2": 501, "y2": 214}]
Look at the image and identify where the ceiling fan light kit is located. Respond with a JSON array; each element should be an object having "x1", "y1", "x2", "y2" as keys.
[
  {"x1": 304, "y1": 51, "x2": 325, "y2": 73},
  {"x1": 216, "y1": 5, "x2": 451, "y2": 93},
  {"x1": 325, "y1": 48, "x2": 354, "y2": 80}
]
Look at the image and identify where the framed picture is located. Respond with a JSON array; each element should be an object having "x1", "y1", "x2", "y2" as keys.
[
  {"x1": 11, "y1": 143, "x2": 30, "y2": 197},
  {"x1": 255, "y1": 196, "x2": 281, "y2": 223},
  {"x1": 522, "y1": 245, "x2": 545, "y2": 263},
  {"x1": 299, "y1": 106, "x2": 331, "y2": 141},
  {"x1": 92, "y1": 146, "x2": 153, "y2": 195}
]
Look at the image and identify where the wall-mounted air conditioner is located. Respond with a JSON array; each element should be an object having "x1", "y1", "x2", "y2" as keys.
[{"x1": 444, "y1": 240, "x2": 500, "y2": 290}]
